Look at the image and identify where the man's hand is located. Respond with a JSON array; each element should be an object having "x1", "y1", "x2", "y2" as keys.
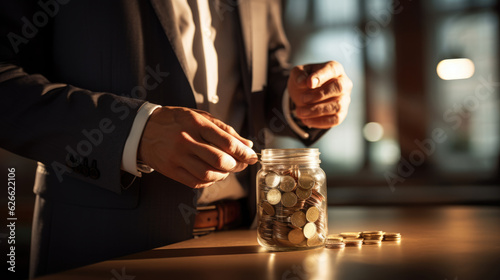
[
  {"x1": 138, "y1": 106, "x2": 258, "y2": 189},
  {"x1": 287, "y1": 61, "x2": 353, "y2": 129}
]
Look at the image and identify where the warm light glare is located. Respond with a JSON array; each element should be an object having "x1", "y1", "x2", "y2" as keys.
[
  {"x1": 436, "y1": 58, "x2": 475, "y2": 80},
  {"x1": 363, "y1": 122, "x2": 384, "y2": 142}
]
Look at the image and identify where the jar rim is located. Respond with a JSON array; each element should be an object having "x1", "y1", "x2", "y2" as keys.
[{"x1": 260, "y1": 148, "x2": 321, "y2": 164}]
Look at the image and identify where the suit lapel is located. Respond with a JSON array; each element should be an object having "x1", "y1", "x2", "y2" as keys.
[
  {"x1": 149, "y1": 0, "x2": 190, "y2": 79},
  {"x1": 238, "y1": 1, "x2": 252, "y2": 76},
  {"x1": 239, "y1": 0, "x2": 267, "y2": 93}
]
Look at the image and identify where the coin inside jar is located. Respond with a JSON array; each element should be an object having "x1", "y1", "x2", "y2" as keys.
[
  {"x1": 306, "y1": 206, "x2": 320, "y2": 223},
  {"x1": 281, "y1": 192, "x2": 298, "y2": 208},
  {"x1": 306, "y1": 234, "x2": 323, "y2": 247},
  {"x1": 279, "y1": 175, "x2": 297, "y2": 192},
  {"x1": 257, "y1": 148, "x2": 326, "y2": 251},
  {"x1": 290, "y1": 211, "x2": 307, "y2": 228},
  {"x1": 296, "y1": 187, "x2": 312, "y2": 200},
  {"x1": 298, "y1": 173, "x2": 315, "y2": 190},
  {"x1": 303, "y1": 222, "x2": 317, "y2": 239},
  {"x1": 288, "y1": 228, "x2": 306, "y2": 245},
  {"x1": 282, "y1": 168, "x2": 299, "y2": 181},
  {"x1": 262, "y1": 201, "x2": 275, "y2": 216},
  {"x1": 264, "y1": 171, "x2": 280, "y2": 188},
  {"x1": 267, "y1": 189, "x2": 281, "y2": 205}
]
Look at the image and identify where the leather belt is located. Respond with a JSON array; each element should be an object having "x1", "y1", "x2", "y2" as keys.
[{"x1": 193, "y1": 200, "x2": 242, "y2": 236}]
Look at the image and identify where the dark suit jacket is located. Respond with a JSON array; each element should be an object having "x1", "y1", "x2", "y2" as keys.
[{"x1": 0, "y1": 0, "x2": 326, "y2": 277}]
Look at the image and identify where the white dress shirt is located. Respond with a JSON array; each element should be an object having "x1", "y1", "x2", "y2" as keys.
[{"x1": 121, "y1": 0, "x2": 306, "y2": 204}]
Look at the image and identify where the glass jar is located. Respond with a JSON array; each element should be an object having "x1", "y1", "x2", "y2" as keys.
[{"x1": 256, "y1": 148, "x2": 327, "y2": 251}]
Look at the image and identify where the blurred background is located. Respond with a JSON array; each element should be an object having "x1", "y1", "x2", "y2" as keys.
[
  {"x1": 274, "y1": 0, "x2": 500, "y2": 205},
  {"x1": 1, "y1": 0, "x2": 500, "y2": 278}
]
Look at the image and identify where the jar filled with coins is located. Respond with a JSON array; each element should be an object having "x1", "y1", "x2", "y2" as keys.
[{"x1": 256, "y1": 148, "x2": 327, "y2": 251}]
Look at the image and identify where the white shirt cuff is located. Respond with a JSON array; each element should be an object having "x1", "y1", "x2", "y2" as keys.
[
  {"x1": 121, "y1": 102, "x2": 162, "y2": 176},
  {"x1": 282, "y1": 89, "x2": 309, "y2": 139}
]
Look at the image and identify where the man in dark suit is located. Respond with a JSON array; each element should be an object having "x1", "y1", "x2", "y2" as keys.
[{"x1": 0, "y1": 0, "x2": 352, "y2": 277}]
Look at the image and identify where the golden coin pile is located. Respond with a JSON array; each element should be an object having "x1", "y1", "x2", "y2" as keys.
[
  {"x1": 383, "y1": 232, "x2": 401, "y2": 241},
  {"x1": 325, "y1": 231, "x2": 402, "y2": 248},
  {"x1": 258, "y1": 169, "x2": 326, "y2": 248}
]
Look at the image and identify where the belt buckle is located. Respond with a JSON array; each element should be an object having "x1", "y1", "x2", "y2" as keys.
[{"x1": 194, "y1": 205, "x2": 217, "y2": 237}]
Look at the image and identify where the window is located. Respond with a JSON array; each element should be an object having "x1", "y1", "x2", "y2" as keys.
[{"x1": 280, "y1": 0, "x2": 500, "y2": 187}]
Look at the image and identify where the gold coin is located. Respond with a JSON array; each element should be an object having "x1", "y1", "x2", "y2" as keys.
[
  {"x1": 288, "y1": 228, "x2": 306, "y2": 245},
  {"x1": 279, "y1": 175, "x2": 297, "y2": 192},
  {"x1": 281, "y1": 192, "x2": 298, "y2": 208},
  {"x1": 363, "y1": 234, "x2": 383, "y2": 240},
  {"x1": 295, "y1": 187, "x2": 312, "y2": 200},
  {"x1": 362, "y1": 231, "x2": 384, "y2": 236},
  {"x1": 264, "y1": 171, "x2": 280, "y2": 188},
  {"x1": 303, "y1": 222, "x2": 317, "y2": 239},
  {"x1": 262, "y1": 201, "x2": 275, "y2": 216},
  {"x1": 384, "y1": 232, "x2": 401, "y2": 237},
  {"x1": 340, "y1": 232, "x2": 361, "y2": 238},
  {"x1": 383, "y1": 237, "x2": 402, "y2": 241},
  {"x1": 363, "y1": 239, "x2": 382, "y2": 245},
  {"x1": 306, "y1": 206, "x2": 320, "y2": 223},
  {"x1": 267, "y1": 189, "x2": 281, "y2": 205},
  {"x1": 343, "y1": 239, "x2": 363, "y2": 246},
  {"x1": 325, "y1": 242, "x2": 345, "y2": 249},
  {"x1": 282, "y1": 168, "x2": 300, "y2": 181},
  {"x1": 343, "y1": 237, "x2": 363, "y2": 241},
  {"x1": 327, "y1": 234, "x2": 343, "y2": 242},
  {"x1": 298, "y1": 173, "x2": 315, "y2": 190},
  {"x1": 307, "y1": 234, "x2": 323, "y2": 247},
  {"x1": 290, "y1": 211, "x2": 307, "y2": 228}
]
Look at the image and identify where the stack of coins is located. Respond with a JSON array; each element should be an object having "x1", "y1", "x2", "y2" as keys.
[
  {"x1": 325, "y1": 231, "x2": 403, "y2": 249},
  {"x1": 343, "y1": 238, "x2": 363, "y2": 247},
  {"x1": 340, "y1": 232, "x2": 361, "y2": 239},
  {"x1": 383, "y1": 232, "x2": 402, "y2": 241},
  {"x1": 326, "y1": 234, "x2": 343, "y2": 242},
  {"x1": 361, "y1": 231, "x2": 384, "y2": 245},
  {"x1": 325, "y1": 239, "x2": 345, "y2": 249},
  {"x1": 257, "y1": 168, "x2": 327, "y2": 249},
  {"x1": 341, "y1": 232, "x2": 363, "y2": 247}
]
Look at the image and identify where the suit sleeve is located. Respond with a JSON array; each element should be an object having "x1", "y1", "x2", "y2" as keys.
[
  {"x1": 265, "y1": 0, "x2": 328, "y2": 146},
  {"x1": 0, "y1": 2, "x2": 145, "y2": 194}
]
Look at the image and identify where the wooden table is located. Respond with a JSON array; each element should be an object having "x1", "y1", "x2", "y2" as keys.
[{"x1": 37, "y1": 206, "x2": 500, "y2": 280}]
